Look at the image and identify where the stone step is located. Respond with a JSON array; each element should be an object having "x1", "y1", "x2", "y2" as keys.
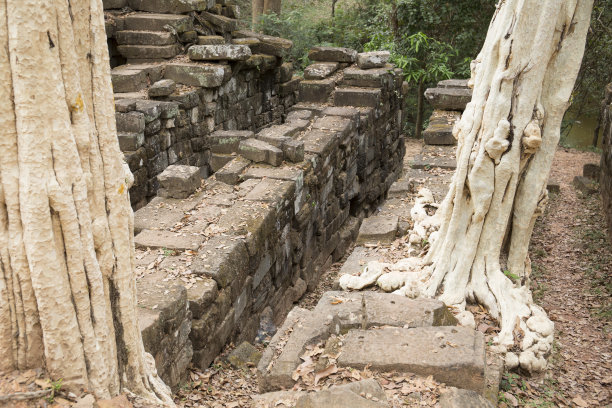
[
  {"x1": 111, "y1": 63, "x2": 164, "y2": 93},
  {"x1": 404, "y1": 168, "x2": 453, "y2": 203},
  {"x1": 116, "y1": 30, "x2": 176, "y2": 46},
  {"x1": 356, "y1": 215, "x2": 399, "y2": 245},
  {"x1": 411, "y1": 145, "x2": 457, "y2": 170},
  {"x1": 337, "y1": 326, "x2": 486, "y2": 393},
  {"x1": 308, "y1": 46, "x2": 357, "y2": 63},
  {"x1": 424, "y1": 87, "x2": 472, "y2": 111},
  {"x1": 127, "y1": 0, "x2": 212, "y2": 14},
  {"x1": 124, "y1": 12, "x2": 193, "y2": 33},
  {"x1": 164, "y1": 62, "x2": 229, "y2": 88},
  {"x1": 117, "y1": 44, "x2": 181, "y2": 60},
  {"x1": 437, "y1": 78, "x2": 470, "y2": 89},
  {"x1": 299, "y1": 78, "x2": 336, "y2": 103},
  {"x1": 188, "y1": 44, "x2": 252, "y2": 61},
  {"x1": 423, "y1": 109, "x2": 461, "y2": 146},
  {"x1": 334, "y1": 87, "x2": 382, "y2": 108}
]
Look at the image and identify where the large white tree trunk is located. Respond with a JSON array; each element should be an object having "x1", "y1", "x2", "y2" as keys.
[
  {"x1": 341, "y1": 0, "x2": 594, "y2": 373},
  {"x1": 423, "y1": 0, "x2": 594, "y2": 371},
  {"x1": 0, "y1": 0, "x2": 172, "y2": 403}
]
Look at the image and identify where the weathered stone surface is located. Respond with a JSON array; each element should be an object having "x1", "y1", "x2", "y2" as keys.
[
  {"x1": 164, "y1": 63, "x2": 228, "y2": 87},
  {"x1": 245, "y1": 178, "x2": 295, "y2": 204},
  {"x1": 283, "y1": 139, "x2": 305, "y2": 163},
  {"x1": 133, "y1": 196, "x2": 200, "y2": 234},
  {"x1": 127, "y1": 0, "x2": 208, "y2": 13},
  {"x1": 412, "y1": 145, "x2": 457, "y2": 170},
  {"x1": 186, "y1": 277, "x2": 218, "y2": 320},
  {"x1": 124, "y1": 13, "x2": 193, "y2": 32},
  {"x1": 239, "y1": 139, "x2": 284, "y2": 166},
  {"x1": 193, "y1": 235, "x2": 249, "y2": 287},
  {"x1": 227, "y1": 342, "x2": 262, "y2": 369},
  {"x1": 440, "y1": 387, "x2": 494, "y2": 408},
  {"x1": 233, "y1": 30, "x2": 293, "y2": 58},
  {"x1": 343, "y1": 66, "x2": 393, "y2": 88},
  {"x1": 335, "y1": 87, "x2": 381, "y2": 108},
  {"x1": 424, "y1": 87, "x2": 472, "y2": 111},
  {"x1": 295, "y1": 379, "x2": 388, "y2": 407},
  {"x1": 338, "y1": 327, "x2": 485, "y2": 392},
  {"x1": 148, "y1": 79, "x2": 176, "y2": 97},
  {"x1": 157, "y1": 165, "x2": 202, "y2": 199},
  {"x1": 231, "y1": 37, "x2": 261, "y2": 47},
  {"x1": 117, "y1": 44, "x2": 181, "y2": 60},
  {"x1": 118, "y1": 132, "x2": 145, "y2": 151},
  {"x1": 215, "y1": 156, "x2": 250, "y2": 185},
  {"x1": 134, "y1": 229, "x2": 204, "y2": 250},
  {"x1": 286, "y1": 109, "x2": 313, "y2": 122},
  {"x1": 210, "y1": 154, "x2": 234, "y2": 172},
  {"x1": 437, "y1": 79, "x2": 469, "y2": 89},
  {"x1": 111, "y1": 67, "x2": 148, "y2": 93},
  {"x1": 202, "y1": 11, "x2": 238, "y2": 32},
  {"x1": 198, "y1": 35, "x2": 225, "y2": 45},
  {"x1": 573, "y1": 175, "x2": 598, "y2": 195},
  {"x1": 279, "y1": 62, "x2": 294, "y2": 83},
  {"x1": 356, "y1": 215, "x2": 399, "y2": 244},
  {"x1": 103, "y1": 0, "x2": 127, "y2": 9},
  {"x1": 423, "y1": 110, "x2": 461, "y2": 145},
  {"x1": 308, "y1": 46, "x2": 357, "y2": 63},
  {"x1": 583, "y1": 163, "x2": 601, "y2": 179},
  {"x1": 209, "y1": 130, "x2": 254, "y2": 154},
  {"x1": 116, "y1": 111, "x2": 145, "y2": 133},
  {"x1": 304, "y1": 62, "x2": 340, "y2": 80},
  {"x1": 357, "y1": 51, "x2": 390, "y2": 69},
  {"x1": 299, "y1": 78, "x2": 336, "y2": 103},
  {"x1": 188, "y1": 44, "x2": 251, "y2": 61},
  {"x1": 116, "y1": 30, "x2": 175, "y2": 46}
]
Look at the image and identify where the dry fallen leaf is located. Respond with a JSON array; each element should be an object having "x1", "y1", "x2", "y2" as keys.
[{"x1": 314, "y1": 364, "x2": 338, "y2": 385}]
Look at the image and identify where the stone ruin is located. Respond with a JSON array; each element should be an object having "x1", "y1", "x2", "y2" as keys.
[
  {"x1": 601, "y1": 83, "x2": 612, "y2": 243},
  {"x1": 103, "y1": 0, "x2": 407, "y2": 391}
]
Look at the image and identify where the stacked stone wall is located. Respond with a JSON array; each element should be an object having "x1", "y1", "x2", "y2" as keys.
[
  {"x1": 131, "y1": 49, "x2": 406, "y2": 389},
  {"x1": 601, "y1": 83, "x2": 612, "y2": 243}
]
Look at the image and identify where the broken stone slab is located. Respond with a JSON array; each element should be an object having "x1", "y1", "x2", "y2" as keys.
[
  {"x1": 201, "y1": 11, "x2": 239, "y2": 32},
  {"x1": 111, "y1": 67, "x2": 148, "y2": 93},
  {"x1": 232, "y1": 30, "x2": 293, "y2": 58},
  {"x1": 242, "y1": 165, "x2": 304, "y2": 182},
  {"x1": 423, "y1": 110, "x2": 461, "y2": 145},
  {"x1": 123, "y1": 13, "x2": 193, "y2": 33},
  {"x1": 308, "y1": 46, "x2": 357, "y2": 63},
  {"x1": 338, "y1": 326, "x2": 486, "y2": 392},
  {"x1": 239, "y1": 138, "x2": 284, "y2": 166},
  {"x1": 227, "y1": 342, "x2": 262, "y2": 369},
  {"x1": 286, "y1": 109, "x2": 314, "y2": 123},
  {"x1": 231, "y1": 37, "x2": 261, "y2": 47},
  {"x1": 295, "y1": 379, "x2": 388, "y2": 407},
  {"x1": 116, "y1": 30, "x2": 176, "y2": 46},
  {"x1": 298, "y1": 129, "x2": 339, "y2": 157},
  {"x1": 311, "y1": 115, "x2": 355, "y2": 139},
  {"x1": 299, "y1": 78, "x2": 336, "y2": 103},
  {"x1": 117, "y1": 44, "x2": 181, "y2": 60},
  {"x1": 188, "y1": 44, "x2": 251, "y2": 61},
  {"x1": 148, "y1": 79, "x2": 176, "y2": 97},
  {"x1": 437, "y1": 79, "x2": 469, "y2": 89},
  {"x1": 440, "y1": 387, "x2": 494, "y2": 408},
  {"x1": 198, "y1": 35, "x2": 225, "y2": 45},
  {"x1": 164, "y1": 62, "x2": 229, "y2": 88},
  {"x1": 157, "y1": 164, "x2": 202, "y2": 199},
  {"x1": 424, "y1": 87, "x2": 472, "y2": 111},
  {"x1": 304, "y1": 62, "x2": 340, "y2": 80},
  {"x1": 334, "y1": 87, "x2": 381, "y2": 108},
  {"x1": 134, "y1": 229, "x2": 204, "y2": 251},
  {"x1": 192, "y1": 235, "x2": 249, "y2": 288},
  {"x1": 244, "y1": 178, "x2": 296, "y2": 204},
  {"x1": 322, "y1": 106, "x2": 361, "y2": 123},
  {"x1": 357, "y1": 51, "x2": 390, "y2": 69},
  {"x1": 388, "y1": 178, "x2": 415, "y2": 198},
  {"x1": 133, "y1": 196, "x2": 201, "y2": 234},
  {"x1": 356, "y1": 215, "x2": 399, "y2": 245},
  {"x1": 215, "y1": 156, "x2": 250, "y2": 185}
]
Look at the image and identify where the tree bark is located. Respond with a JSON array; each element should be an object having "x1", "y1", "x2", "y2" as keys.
[
  {"x1": 252, "y1": 0, "x2": 264, "y2": 28},
  {"x1": 415, "y1": 80, "x2": 425, "y2": 140},
  {"x1": 421, "y1": 0, "x2": 594, "y2": 372},
  {"x1": 0, "y1": 0, "x2": 172, "y2": 403}
]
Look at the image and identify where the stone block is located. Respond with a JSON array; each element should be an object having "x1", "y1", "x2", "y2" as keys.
[
  {"x1": 440, "y1": 387, "x2": 494, "y2": 408},
  {"x1": 201, "y1": 11, "x2": 238, "y2": 32},
  {"x1": 210, "y1": 153, "x2": 234, "y2": 172},
  {"x1": 192, "y1": 235, "x2": 249, "y2": 288},
  {"x1": 188, "y1": 44, "x2": 251, "y2": 61},
  {"x1": 187, "y1": 277, "x2": 218, "y2": 320},
  {"x1": 338, "y1": 327, "x2": 485, "y2": 392},
  {"x1": 103, "y1": 0, "x2": 127, "y2": 9},
  {"x1": 148, "y1": 79, "x2": 176, "y2": 98},
  {"x1": 304, "y1": 62, "x2": 339, "y2": 80},
  {"x1": 244, "y1": 178, "x2": 295, "y2": 204},
  {"x1": 424, "y1": 87, "x2": 472, "y2": 111},
  {"x1": 227, "y1": 342, "x2": 262, "y2": 369},
  {"x1": 279, "y1": 62, "x2": 294, "y2": 83},
  {"x1": 342, "y1": 66, "x2": 392, "y2": 88},
  {"x1": 295, "y1": 379, "x2": 388, "y2": 407},
  {"x1": 279, "y1": 77, "x2": 300, "y2": 97},
  {"x1": 356, "y1": 215, "x2": 398, "y2": 244},
  {"x1": 164, "y1": 63, "x2": 229, "y2": 88},
  {"x1": 134, "y1": 100, "x2": 162, "y2": 122},
  {"x1": 133, "y1": 196, "x2": 199, "y2": 234},
  {"x1": 116, "y1": 30, "x2": 175, "y2": 46},
  {"x1": 209, "y1": 130, "x2": 254, "y2": 154},
  {"x1": 157, "y1": 165, "x2": 202, "y2": 199},
  {"x1": 423, "y1": 110, "x2": 461, "y2": 145},
  {"x1": 239, "y1": 138, "x2": 284, "y2": 166},
  {"x1": 357, "y1": 51, "x2": 390, "y2": 69},
  {"x1": 115, "y1": 99, "x2": 137, "y2": 113},
  {"x1": 312, "y1": 115, "x2": 355, "y2": 138},
  {"x1": 334, "y1": 87, "x2": 381, "y2": 108},
  {"x1": 286, "y1": 109, "x2": 313, "y2": 122},
  {"x1": 215, "y1": 156, "x2": 250, "y2": 185},
  {"x1": 308, "y1": 46, "x2": 357, "y2": 63},
  {"x1": 124, "y1": 13, "x2": 193, "y2": 33},
  {"x1": 128, "y1": 0, "x2": 209, "y2": 13},
  {"x1": 299, "y1": 129, "x2": 338, "y2": 156},
  {"x1": 116, "y1": 111, "x2": 145, "y2": 133},
  {"x1": 437, "y1": 79, "x2": 469, "y2": 89},
  {"x1": 231, "y1": 37, "x2": 260, "y2": 47},
  {"x1": 134, "y1": 229, "x2": 204, "y2": 251},
  {"x1": 583, "y1": 163, "x2": 601, "y2": 179},
  {"x1": 117, "y1": 44, "x2": 181, "y2": 60},
  {"x1": 573, "y1": 175, "x2": 598, "y2": 195},
  {"x1": 117, "y1": 132, "x2": 145, "y2": 151},
  {"x1": 299, "y1": 78, "x2": 336, "y2": 103},
  {"x1": 198, "y1": 35, "x2": 225, "y2": 45},
  {"x1": 283, "y1": 140, "x2": 305, "y2": 163},
  {"x1": 111, "y1": 67, "x2": 148, "y2": 93}
]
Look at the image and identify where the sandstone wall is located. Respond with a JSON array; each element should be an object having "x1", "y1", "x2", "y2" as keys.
[
  {"x1": 131, "y1": 52, "x2": 406, "y2": 389},
  {"x1": 601, "y1": 83, "x2": 612, "y2": 243}
]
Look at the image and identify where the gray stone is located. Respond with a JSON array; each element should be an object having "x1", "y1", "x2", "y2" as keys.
[
  {"x1": 239, "y1": 139, "x2": 284, "y2": 166},
  {"x1": 111, "y1": 67, "x2": 147, "y2": 93},
  {"x1": 439, "y1": 387, "x2": 494, "y2": 408},
  {"x1": 342, "y1": 66, "x2": 393, "y2": 88},
  {"x1": 299, "y1": 78, "x2": 336, "y2": 103},
  {"x1": 164, "y1": 63, "x2": 229, "y2": 88},
  {"x1": 186, "y1": 277, "x2": 218, "y2": 320},
  {"x1": 583, "y1": 163, "x2": 601, "y2": 179},
  {"x1": 115, "y1": 99, "x2": 137, "y2": 113},
  {"x1": 209, "y1": 130, "x2": 254, "y2": 154},
  {"x1": 215, "y1": 156, "x2": 250, "y2": 185},
  {"x1": 286, "y1": 110, "x2": 313, "y2": 122},
  {"x1": 210, "y1": 154, "x2": 234, "y2": 172},
  {"x1": 117, "y1": 44, "x2": 181, "y2": 60},
  {"x1": 233, "y1": 30, "x2": 293, "y2": 58},
  {"x1": 134, "y1": 229, "x2": 204, "y2": 250},
  {"x1": 133, "y1": 196, "x2": 200, "y2": 234},
  {"x1": 201, "y1": 11, "x2": 238, "y2": 32},
  {"x1": 157, "y1": 165, "x2": 202, "y2": 199},
  {"x1": 308, "y1": 46, "x2": 357, "y2": 63},
  {"x1": 296, "y1": 379, "x2": 388, "y2": 407},
  {"x1": 357, "y1": 51, "x2": 390, "y2": 69},
  {"x1": 423, "y1": 110, "x2": 461, "y2": 145},
  {"x1": 338, "y1": 327, "x2": 485, "y2": 392},
  {"x1": 227, "y1": 342, "x2": 262, "y2": 369},
  {"x1": 244, "y1": 178, "x2": 295, "y2": 203},
  {"x1": 117, "y1": 132, "x2": 145, "y2": 151},
  {"x1": 127, "y1": 0, "x2": 209, "y2": 13},
  {"x1": 116, "y1": 111, "x2": 145, "y2": 133},
  {"x1": 148, "y1": 79, "x2": 176, "y2": 97},
  {"x1": 279, "y1": 62, "x2": 294, "y2": 83},
  {"x1": 134, "y1": 100, "x2": 162, "y2": 122},
  {"x1": 283, "y1": 139, "x2": 305, "y2": 163},
  {"x1": 116, "y1": 30, "x2": 176, "y2": 46},
  {"x1": 188, "y1": 44, "x2": 252, "y2": 61},
  {"x1": 304, "y1": 62, "x2": 340, "y2": 80},
  {"x1": 192, "y1": 235, "x2": 249, "y2": 288},
  {"x1": 124, "y1": 13, "x2": 193, "y2": 33},
  {"x1": 573, "y1": 175, "x2": 598, "y2": 195},
  {"x1": 412, "y1": 145, "x2": 457, "y2": 170},
  {"x1": 198, "y1": 35, "x2": 225, "y2": 45},
  {"x1": 424, "y1": 87, "x2": 472, "y2": 111},
  {"x1": 356, "y1": 215, "x2": 398, "y2": 244},
  {"x1": 437, "y1": 79, "x2": 469, "y2": 89},
  {"x1": 103, "y1": 0, "x2": 127, "y2": 9},
  {"x1": 334, "y1": 87, "x2": 381, "y2": 108}
]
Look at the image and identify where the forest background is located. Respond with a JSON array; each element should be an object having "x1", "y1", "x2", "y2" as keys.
[{"x1": 241, "y1": 0, "x2": 611, "y2": 148}]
